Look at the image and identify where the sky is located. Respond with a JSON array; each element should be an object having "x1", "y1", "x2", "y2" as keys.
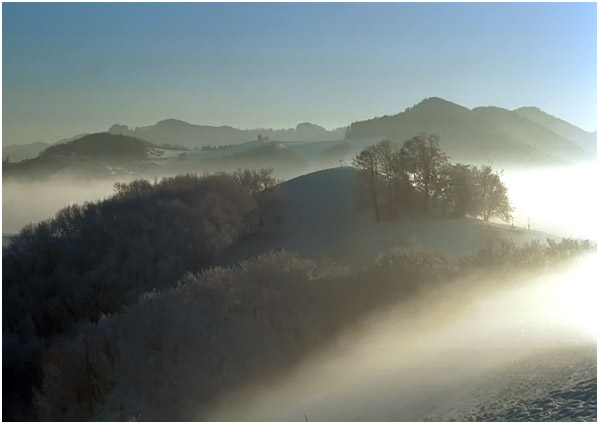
[{"x1": 2, "y1": 2, "x2": 597, "y2": 145}]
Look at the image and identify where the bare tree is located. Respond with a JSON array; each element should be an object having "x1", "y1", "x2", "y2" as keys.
[
  {"x1": 475, "y1": 165, "x2": 513, "y2": 222},
  {"x1": 437, "y1": 163, "x2": 481, "y2": 218},
  {"x1": 353, "y1": 145, "x2": 382, "y2": 223},
  {"x1": 399, "y1": 132, "x2": 448, "y2": 216}
]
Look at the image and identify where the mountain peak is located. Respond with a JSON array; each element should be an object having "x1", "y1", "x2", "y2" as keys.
[
  {"x1": 41, "y1": 132, "x2": 152, "y2": 159},
  {"x1": 109, "y1": 123, "x2": 130, "y2": 134},
  {"x1": 156, "y1": 118, "x2": 193, "y2": 128},
  {"x1": 514, "y1": 106, "x2": 542, "y2": 113},
  {"x1": 296, "y1": 122, "x2": 327, "y2": 132},
  {"x1": 410, "y1": 97, "x2": 470, "y2": 112}
]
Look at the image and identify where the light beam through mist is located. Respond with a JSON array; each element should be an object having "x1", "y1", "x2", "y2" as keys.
[
  {"x1": 206, "y1": 254, "x2": 597, "y2": 421},
  {"x1": 502, "y1": 163, "x2": 598, "y2": 240}
]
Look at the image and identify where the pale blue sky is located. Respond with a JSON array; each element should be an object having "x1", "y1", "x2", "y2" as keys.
[{"x1": 2, "y1": 2, "x2": 597, "y2": 144}]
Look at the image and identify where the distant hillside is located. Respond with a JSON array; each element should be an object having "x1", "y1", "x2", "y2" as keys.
[
  {"x1": 345, "y1": 97, "x2": 590, "y2": 167},
  {"x1": 513, "y1": 106, "x2": 597, "y2": 156},
  {"x1": 200, "y1": 141, "x2": 308, "y2": 174},
  {"x1": 2, "y1": 133, "x2": 156, "y2": 180},
  {"x1": 471, "y1": 106, "x2": 585, "y2": 161},
  {"x1": 2, "y1": 133, "x2": 311, "y2": 181},
  {"x1": 41, "y1": 133, "x2": 152, "y2": 159},
  {"x1": 2, "y1": 142, "x2": 50, "y2": 163},
  {"x1": 2, "y1": 132, "x2": 92, "y2": 163},
  {"x1": 139, "y1": 140, "x2": 309, "y2": 181},
  {"x1": 108, "y1": 119, "x2": 345, "y2": 148}
]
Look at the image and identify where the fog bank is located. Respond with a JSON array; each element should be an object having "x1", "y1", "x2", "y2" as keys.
[
  {"x1": 4, "y1": 164, "x2": 597, "y2": 242},
  {"x1": 2, "y1": 178, "x2": 122, "y2": 234},
  {"x1": 206, "y1": 254, "x2": 597, "y2": 421}
]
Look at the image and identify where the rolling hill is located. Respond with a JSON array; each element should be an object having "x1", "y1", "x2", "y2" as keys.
[
  {"x1": 225, "y1": 167, "x2": 555, "y2": 267},
  {"x1": 2, "y1": 133, "x2": 158, "y2": 180},
  {"x1": 2, "y1": 133, "x2": 91, "y2": 163}
]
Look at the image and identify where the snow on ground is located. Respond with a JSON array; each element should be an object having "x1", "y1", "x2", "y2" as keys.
[
  {"x1": 439, "y1": 345, "x2": 597, "y2": 422},
  {"x1": 230, "y1": 167, "x2": 559, "y2": 267}
]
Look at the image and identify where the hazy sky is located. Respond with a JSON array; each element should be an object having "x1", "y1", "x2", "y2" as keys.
[{"x1": 2, "y1": 2, "x2": 597, "y2": 144}]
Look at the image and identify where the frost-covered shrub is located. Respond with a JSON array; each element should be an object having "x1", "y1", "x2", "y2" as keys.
[
  {"x1": 31, "y1": 240, "x2": 595, "y2": 421},
  {"x1": 2, "y1": 170, "x2": 279, "y2": 421},
  {"x1": 374, "y1": 247, "x2": 456, "y2": 290},
  {"x1": 460, "y1": 238, "x2": 596, "y2": 270},
  {"x1": 34, "y1": 252, "x2": 350, "y2": 421}
]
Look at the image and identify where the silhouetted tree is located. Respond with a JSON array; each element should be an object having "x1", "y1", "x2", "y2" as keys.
[
  {"x1": 353, "y1": 145, "x2": 382, "y2": 222},
  {"x1": 373, "y1": 139, "x2": 399, "y2": 219},
  {"x1": 475, "y1": 165, "x2": 513, "y2": 222},
  {"x1": 353, "y1": 134, "x2": 513, "y2": 223},
  {"x1": 399, "y1": 133, "x2": 449, "y2": 216},
  {"x1": 437, "y1": 163, "x2": 481, "y2": 218}
]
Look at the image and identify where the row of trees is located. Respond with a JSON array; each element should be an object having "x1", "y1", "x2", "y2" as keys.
[{"x1": 353, "y1": 133, "x2": 512, "y2": 223}]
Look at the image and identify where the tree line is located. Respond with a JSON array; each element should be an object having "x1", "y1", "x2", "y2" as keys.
[{"x1": 353, "y1": 132, "x2": 513, "y2": 223}]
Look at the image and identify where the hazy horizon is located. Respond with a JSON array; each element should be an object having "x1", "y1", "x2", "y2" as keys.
[{"x1": 2, "y1": 2, "x2": 597, "y2": 145}]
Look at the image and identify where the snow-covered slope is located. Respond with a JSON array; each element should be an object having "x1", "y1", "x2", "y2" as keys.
[{"x1": 228, "y1": 167, "x2": 557, "y2": 266}]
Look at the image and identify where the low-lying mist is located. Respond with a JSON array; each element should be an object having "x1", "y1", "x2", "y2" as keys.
[
  {"x1": 206, "y1": 253, "x2": 597, "y2": 421},
  {"x1": 2, "y1": 177, "x2": 121, "y2": 234},
  {"x1": 3, "y1": 163, "x2": 596, "y2": 242}
]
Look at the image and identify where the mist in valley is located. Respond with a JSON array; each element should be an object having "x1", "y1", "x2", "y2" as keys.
[
  {"x1": 2, "y1": 178, "x2": 119, "y2": 235},
  {"x1": 4, "y1": 162, "x2": 596, "y2": 241}
]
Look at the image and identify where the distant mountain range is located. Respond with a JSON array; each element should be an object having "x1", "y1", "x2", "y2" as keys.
[
  {"x1": 345, "y1": 97, "x2": 596, "y2": 166},
  {"x1": 3, "y1": 97, "x2": 596, "y2": 180}
]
